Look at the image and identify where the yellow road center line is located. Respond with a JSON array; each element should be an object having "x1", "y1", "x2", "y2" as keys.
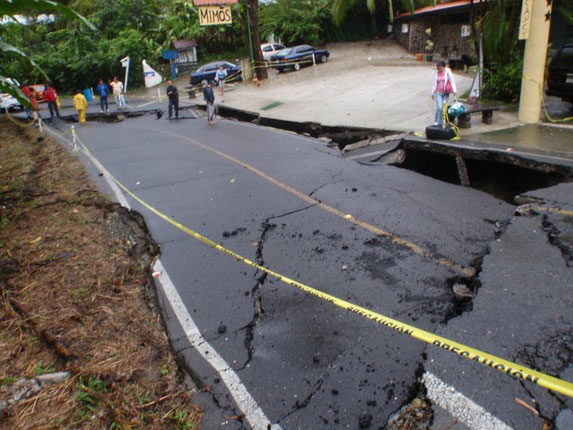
[{"x1": 134, "y1": 124, "x2": 474, "y2": 277}]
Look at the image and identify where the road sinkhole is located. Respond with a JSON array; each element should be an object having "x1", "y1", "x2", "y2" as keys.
[{"x1": 195, "y1": 105, "x2": 572, "y2": 204}]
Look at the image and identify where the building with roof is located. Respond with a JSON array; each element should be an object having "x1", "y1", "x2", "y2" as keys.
[
  {"x1": 392, "y1": 0, "x2": 487, "y2": 61},
  {"x1": 172, "y1": 39, "x2": 198, "y2": 72}
]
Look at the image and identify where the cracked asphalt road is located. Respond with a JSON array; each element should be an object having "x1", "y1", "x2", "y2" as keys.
[{"x1": 49, "y1": 112, "x2": 572, "y2": 429}]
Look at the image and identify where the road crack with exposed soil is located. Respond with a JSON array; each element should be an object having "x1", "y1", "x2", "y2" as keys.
[
  {"x1": 541, "y1": 215, "x2": 573, "y2": 267},
  {"x1": 238, "y1": 204, "x2": 319, "y2": 370}
]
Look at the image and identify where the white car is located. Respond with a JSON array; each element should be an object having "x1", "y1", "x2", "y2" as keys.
[
  {"x1": 0, "y1": 92, "x2": 23, "y2": 113},
  {"x1": 261, "y1": 43, "x2": 285, "y2": 62}
]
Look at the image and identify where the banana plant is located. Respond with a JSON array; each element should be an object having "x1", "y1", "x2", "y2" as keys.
[
  {"x1": 332, "y1": 0, "x2": 432, "y2": 26},
  {"x1": 0, "y1": 0, "x2": 95, "y2": 105}
]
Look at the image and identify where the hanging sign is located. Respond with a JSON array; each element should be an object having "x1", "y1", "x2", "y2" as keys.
[
  {"x1": 519, "y1": 0, "x2": 532, "y2": 40},
  {"x1": 199, "y1": 6, "x2": 232, "y2": 25}
]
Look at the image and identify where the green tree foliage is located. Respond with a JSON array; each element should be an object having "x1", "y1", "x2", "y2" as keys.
[
  {"x1": 259, "y1": 0, "x2": 332, "y2": 46},
  {"x1": 483, "y1": 55, "x2": 524, "y2": 102},
  {"x1": 1, "y1": 0, "x2": 250, "y2": 93},
  {"x1": 159, "y1": 0, "x2": 246, "y2": 59},
  {"x1": 0, "y1": 0, "x2": 95, "y2": 101},
  {"x1": 330, "y1": 0, "x2": 431, "y2": 27},
  {"x1": 259, "y1": 0, "x2": 387, "y2": 45},
  {"x1": 478, "y1": 0, "x2": 523, "y2": 101}
]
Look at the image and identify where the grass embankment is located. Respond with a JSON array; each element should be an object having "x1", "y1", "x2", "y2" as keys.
[{"x1": 0, "y1": 118, "x2": 201, "y2": 429}]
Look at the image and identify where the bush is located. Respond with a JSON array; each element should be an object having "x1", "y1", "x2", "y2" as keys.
[{"x1": 483, "y1": 55, "x2": 523, "y2": 102}]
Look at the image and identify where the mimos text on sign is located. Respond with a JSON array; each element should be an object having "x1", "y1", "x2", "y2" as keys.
[{"x1": 199, "y1": 6, "x2": 232, "y2": 26}]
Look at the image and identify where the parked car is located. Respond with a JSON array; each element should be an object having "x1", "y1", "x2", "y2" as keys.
[
  {"x1": 270, "y1": 45, "x2": 330, "y2": 72},
  {"x1": 260, "y1": 43, "x2": 285, "y2": 62},
  {"x1": 1, "y1": 78, "x2": 24, "y2": 112},
  {"x1": 0, "y1": 92, "x2": 23, "y2": 112},
  {"x1": 190, "y1": 61, "x2": 242, "y2": 86},
  {"x1": 546, "y1": 43, "x2": 573, "y2": 103}
]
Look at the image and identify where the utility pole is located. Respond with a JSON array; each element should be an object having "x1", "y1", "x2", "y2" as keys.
[{"x1": 518, "y1": 0, "x2": 553, "y2": 123}]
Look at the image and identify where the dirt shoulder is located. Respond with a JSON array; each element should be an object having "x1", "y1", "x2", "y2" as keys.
[{"x1": 0, "y1": 118, "x2": 201, "y2": 429}]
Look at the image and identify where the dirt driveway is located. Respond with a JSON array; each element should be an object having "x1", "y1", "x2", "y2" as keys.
[{"x1": 219, "y1": 39, "x2": 486, "y2": 133}]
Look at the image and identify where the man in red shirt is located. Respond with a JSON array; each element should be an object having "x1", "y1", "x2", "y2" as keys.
[{"x1": 44, "y1": 83, "x2": 60, "y2": 118}]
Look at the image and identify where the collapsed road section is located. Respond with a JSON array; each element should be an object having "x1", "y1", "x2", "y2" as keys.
[
  {"x1": 199, "y1": 103, "x2": 572, "y2": 204},
  {"x1": 48, "y1": 107, "x2": 573, "y2": 429}
]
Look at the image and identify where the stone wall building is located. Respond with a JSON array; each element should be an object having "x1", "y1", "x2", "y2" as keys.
[{"x1": 392, "y1": 0, "x2": 485, "y2": 61}]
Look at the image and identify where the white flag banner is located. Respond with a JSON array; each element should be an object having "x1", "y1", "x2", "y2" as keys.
[{"x1": 142, "y1": 60, "x2": 162, "y2": 88}]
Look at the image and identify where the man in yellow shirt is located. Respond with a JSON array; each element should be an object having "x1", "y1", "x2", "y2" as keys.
[{"x1": 73, "y1": 90, "x2": 88, "y2": 124}]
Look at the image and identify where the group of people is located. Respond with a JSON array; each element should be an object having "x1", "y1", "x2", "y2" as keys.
[
  {"x1": 164, "y1": 68, "x2": 221, "y2": 125},
  {"x1": 94, "y1": 77, "x2": 127, "y2": 113},
  {"x1": 71, "y1": 76, "x2": 127, "y2": 124},
  {"x1": 21, "y1": 62, "x2": 455, "y2": 128},
  {"x1": 21, "y1": 83, "x2": 60, "y2": 125},
  {"x1": 18, "y1": 77, "x2": 128, "y2": 126}
]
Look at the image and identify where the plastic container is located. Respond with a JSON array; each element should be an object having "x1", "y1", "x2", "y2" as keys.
[{"x1": 83, "y1": 89, "x2": 93, "y2": 102}]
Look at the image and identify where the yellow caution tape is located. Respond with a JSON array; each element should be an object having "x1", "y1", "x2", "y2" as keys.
[
  {"x1": 442, "y1": 100, "x2": 461, "y2": 141},
  {"x1": 523, "y1": 74, "x2": 573, "y2": 123},
  {"x1": 55, "y1": 126, "x2": 573, "y2": 399},
  {"x1": 535, "y1": 206, "x2": 573, "y2": 217}
]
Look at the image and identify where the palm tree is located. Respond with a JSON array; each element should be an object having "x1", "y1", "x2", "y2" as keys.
[
  {"x1": 332, "y1": 0, "x2": 390, "y2": 26},
  {"x1": 331, "y1": 0, "x2": 430, "y2": 26}
]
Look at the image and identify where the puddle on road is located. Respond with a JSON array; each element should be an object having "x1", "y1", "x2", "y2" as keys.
[{"x1": 470, "y1": 124, "x2": 573, "y2": 154}]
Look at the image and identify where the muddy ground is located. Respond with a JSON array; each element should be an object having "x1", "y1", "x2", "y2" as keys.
[{"x1": 0, "y1": 118, "x2": 201, "y2": 429}]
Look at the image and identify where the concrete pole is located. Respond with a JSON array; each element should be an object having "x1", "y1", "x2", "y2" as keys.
[{"x1": 518, "y1": 0, "x2": 553, "y2": 123}]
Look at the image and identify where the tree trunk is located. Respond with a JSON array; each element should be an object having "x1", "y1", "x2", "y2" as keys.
[{"x1": 247, "y1": 0, "x2": 268, "y2": 80}]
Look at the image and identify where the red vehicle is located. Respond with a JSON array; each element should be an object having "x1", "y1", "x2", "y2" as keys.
[{"x1": 29, "y1": 84, "x2": 46, "y2": 102}]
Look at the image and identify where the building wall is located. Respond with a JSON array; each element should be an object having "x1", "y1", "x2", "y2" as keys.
[
  {"x1": 434, "y1": 23, "x2": 475, "y2": 58},
  {"x1": 393, "y1": 14, "x2": 476, "y2": 59},
  {"x1": 392, "y1": 22, "x2": 411, "y2": 50}
]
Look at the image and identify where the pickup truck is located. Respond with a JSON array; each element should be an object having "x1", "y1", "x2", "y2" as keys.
[{"x1": 270, "y1": 45, "x2": 330, "y2": 72}]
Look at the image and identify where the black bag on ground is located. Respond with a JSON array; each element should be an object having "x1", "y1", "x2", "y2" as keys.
[{"x1": 425, "y1": 124, "x2": 456, "y2": 140}]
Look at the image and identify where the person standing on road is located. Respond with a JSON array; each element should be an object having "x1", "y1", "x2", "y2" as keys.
[
  {"x1": 166, "y1": 79, "x2": 179, "y2": 119},
  {"x1": 21, "y1": 85, "x2": 37, "y2": 122},
  {"x1": 96, "y1": 78, "x2": 110, "y2": 113},
  {"x1": 203, "y1": 80, "x2": 216, "y2": 125},
  {"x1": 431, "y1": 60, "x2": 457, "y2": 126},
  {"x1": 73, "y1": 89, "x2": 88, "y2": 124},
  {"x1": 27, "y1": 87, "x2": 41, "y2": 126},
  {"x1": 109, "y1": 77, "x2": 126, "y2": 110},
  {"x1": 43, "y1": 83, "x2": 60, "y2": 119},
  {"x1": 215, "y1": 66, "x2": 227, "y2": 96}
]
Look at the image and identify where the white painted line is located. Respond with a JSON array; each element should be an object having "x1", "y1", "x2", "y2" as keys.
[
  {"x1": 154, "y1": 260, "x2": 281, "y2": 430},
  {"x1": 423, "y1": 372, "x2": 513, "y2": 430},
  {"x1": 47, "y1": 125, "x2": 280, "y2": 430}
]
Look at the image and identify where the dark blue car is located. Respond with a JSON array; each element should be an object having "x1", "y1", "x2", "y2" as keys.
[
  {"x1": 190, "y1": 61, "x2": 242, "y2": 86},
  {"x1": 271, "y1": 45, "x2": 330, "y2": 72}
]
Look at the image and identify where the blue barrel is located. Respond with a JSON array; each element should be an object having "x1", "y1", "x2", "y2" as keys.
[{"x1": 83, "y1": 89, "x2": 93, "y2": 102}]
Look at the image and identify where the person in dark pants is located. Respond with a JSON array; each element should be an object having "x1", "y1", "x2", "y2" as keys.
[
  {"x1": 96, "y1": 78, "x2": 109, "y2": 113},
  {"x1": 203, "y1": 80, "x2": 215, "y2": 125},
  {"x1": 166, "y1": 79, "x2": 179, "y2": 119},
  {"x1": 44, "y1": 83, "x2": 60, "y2": 118}
]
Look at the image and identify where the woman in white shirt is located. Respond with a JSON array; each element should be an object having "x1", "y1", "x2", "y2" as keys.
[{"x1": 431, "y1": 60, "x2": 457, "y2": 126}]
